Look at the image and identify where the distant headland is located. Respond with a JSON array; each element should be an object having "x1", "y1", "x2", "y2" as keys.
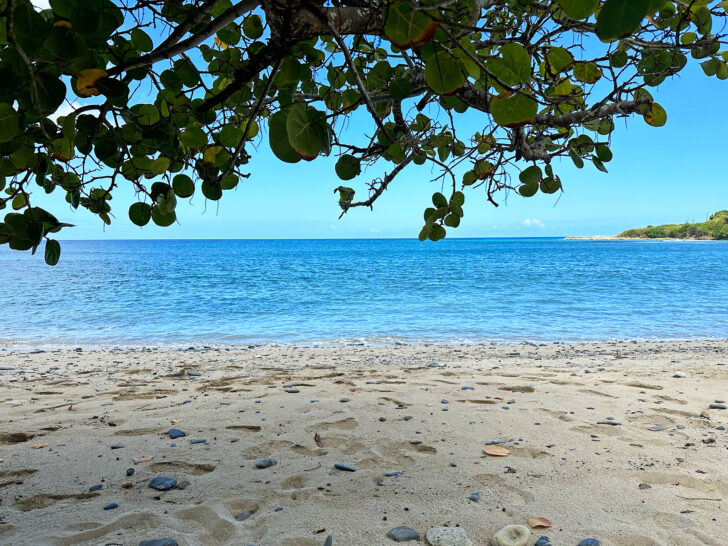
[{"x1": 566, "y1": 210, "x2": 728, "y2": 240}]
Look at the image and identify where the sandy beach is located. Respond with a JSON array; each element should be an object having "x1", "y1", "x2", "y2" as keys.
[{"x1": 1, "y1": 340, "x2": 727, "y2": 545}]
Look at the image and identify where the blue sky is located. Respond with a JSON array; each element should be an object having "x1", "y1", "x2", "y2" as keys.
[{"x1": 28, "y1": 3, "x2": 728, "y2": 239}]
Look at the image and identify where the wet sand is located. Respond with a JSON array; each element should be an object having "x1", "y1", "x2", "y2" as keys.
[{"x1": 1, "y1": 340, "x2": 727, "y2": 545}]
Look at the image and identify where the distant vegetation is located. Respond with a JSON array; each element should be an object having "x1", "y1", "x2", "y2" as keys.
[{"x1": 618, "y1": 211, "x2": 728, "y2": 240}]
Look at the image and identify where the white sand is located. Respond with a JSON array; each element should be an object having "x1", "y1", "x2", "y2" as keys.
[{"x1": 1, "y1": 340, "x2": 727, "y2": 545}]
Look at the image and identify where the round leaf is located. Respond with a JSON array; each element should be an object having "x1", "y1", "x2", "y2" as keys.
[
  {"x1": 129, "y1": 202, "x2": 151, "y2": 226},
  {"x1": 335, "y1": 155, "x2": 361, "y2": 181},
  {"x1": 44, "y1": 239, "x2": 61, "y2": 266},
  {"x1": 425, "y1": 51, "x2": 465, "y2": 95},
  {"x1": 0, "y1": 103, "x2": 19, "y2": 143}
]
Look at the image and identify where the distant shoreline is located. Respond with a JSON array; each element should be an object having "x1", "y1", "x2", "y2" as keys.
[{"x1": 563, "y1": 235, "x2": 721, "y2": 241}]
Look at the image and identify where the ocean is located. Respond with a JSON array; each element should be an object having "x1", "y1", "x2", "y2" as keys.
[{"x1": 1, "y1": 238, "x2": 726, "y2": 347}]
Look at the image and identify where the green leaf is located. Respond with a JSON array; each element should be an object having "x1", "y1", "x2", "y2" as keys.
[
  {"x1": 428, "y1": 224, "x2": 446, "y2": 241},
  {"x1": 432, "y1": 192, "x2": 447, "y2": 207},
  {"x1": 129, "y1": 202, "x2": 151, "y2": 226},
  {"x1": 151, "y1": 206, "x2": 176, "y2": 227},
  {"x1": 490, "y1": 93, "x2": 538, "y2": 127},
  {"x1": 444, "y1": 214, "x2": 460, "y2": 228},
  {"x1": 547, "y1": 47, "x2": 574, "y2": 73},
  {"x1": 242, "y1": 14, "x2": 263, "y2": 39},
  {"x1": 131, "y1": 28, "x2": 153, "y2": 52},
  {"x1": 573, "y1": 62, "x2": 602, "y2": 83},
  {"x1": 201, "y1": 180, "x2": 222, "y2": 201},
  {"x1": 0, "y1": 103, "x2": 18, "y2": 143},
  {"x1": 268, "y1": 110, "x2": 300, "y2": 163},
  {"x1": 595, "y1": 143, "x2": 613, "y2": 162},
  {"x1": 44, "y1": 239, "x2": 61, "y2": 266},
  {"x1": 592, "y1": 156, "x2": 608, "y2": 173},
  {"x1": 173, "y1": 174, "x2": 195, "y2": 198},
  {"x1": 335, "y1": 155, "x2": 361, "y2": 181},
  {"x1": 644, "y1": 102, "x2": 666, "y2": 127},
  {"x1": 388, "y1": 77, "x2": 411, "y2": 100},
  {"x1": 384, "y1": 2, "x2": 437, "y2": 49},
  {"x1": 180, "y1": 126, "x2": 206, "y2": 148},
  {"x1": 519, "y1": 165, "x2": 542, "y2": 184},
  {"x1": 595, "y1": 0, "x2": 651, "y2": 40},
  {"x1": 558, "y1": 0, "x2": 598, "y2": 19},
  {"x1": 487, "y1": 43, "x2": 532, "y2": 86},
  {"x1": 286, "y1": 103, "x2": 323, "y2": 159},
  {"x1": 519, "y1": 181, "x2": 539, "y2": 197},
  {"x1": 540, "y1": 177, "x2": 562, "y2": 194},
  {"x1": 425, "y1": 51, "x2": 465, "y2": 95}
]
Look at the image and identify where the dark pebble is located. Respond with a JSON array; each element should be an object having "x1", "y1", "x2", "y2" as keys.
[
  {"x1": 468, "y1": 492, "x2": 480, "y2": 502},
  {"x1": 286, "y1": 389, "x2": 300, "y2": 393},
  {"x1": 379, "y1": 417, "x2": 387, "y2": 422},
  {"x1": 235, "y1": 509, "x2": 256, "y2": 521},
  {"x1": 324, "y1": 536, "x2": 333, "y2": 546},
  {"x1": 403, "y1": 416, "x2": 413, "y2": 421},
  {"x1": 387, "y1": 526, "x2": 420, "y2": 542},
  {"x1": 190, "y1": 439, "x2": 207, "y2": 444},
  {"x1": 535, "y1": 537, "x2": 551, "y2": 546},
  {"x1": 89, "y1": 484, "x2": 103, "y2": 492},
  {"x1": 168, "y1": 429, "x2": 186, "y2": 439},
  {"x1": 148, "y1": 476, "x2": 177, "y2": 491},
  {"x1": 334, "y1": 463, "x2": 357, "y2": 472},
  {"x1": 126, "y1": 468, "x2": 135, "y2": 476},
  {"x1": 103, "y1": 502, "x2": 118, "y2": 510},
  {"x1": 139, "y1": 540, "x2": 178, "y2": 546},
  {"x1": 110, "y1": 443, "x2": 125, "y2": 449},
  {"x1": 255, "y1": 457, "x2": 277, "y2": 469},
  {"x1": 709, "y1": 403, "x2": 727, "y2": 410},
  {"x1": 384, "y1": 472, "x2": 404, "y2": 477},
  {"x1": 578, "y1": 540, "x2": 601, "y2": 546},
  {"x1": 187, "y1": 371, "x2": 201, "y2": 376}
]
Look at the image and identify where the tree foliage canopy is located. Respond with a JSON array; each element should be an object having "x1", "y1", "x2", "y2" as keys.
[{"x1": 0, "y1": 0, "x2": 726, "y2": 263}]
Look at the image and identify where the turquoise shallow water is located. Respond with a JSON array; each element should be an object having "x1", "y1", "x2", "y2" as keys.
[{"x1": 0, "y1": 238, "x2": 727, "y2": 347}]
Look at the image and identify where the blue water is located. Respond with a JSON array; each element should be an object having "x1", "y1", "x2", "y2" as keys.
[{"x1": 1, "y1": 238, "x2": 727, "y2": 347}]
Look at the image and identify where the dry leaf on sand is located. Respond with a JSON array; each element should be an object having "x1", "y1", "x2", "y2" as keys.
[
  {"x1": 528, "y1": 517, "x2": 552, "y2": 528},
  {"x1": 132, "y1": 455, "x2": 154, "y2": 463},
  {"x1": 483, "y1": 445, "x2": 510, "y2": 457}
]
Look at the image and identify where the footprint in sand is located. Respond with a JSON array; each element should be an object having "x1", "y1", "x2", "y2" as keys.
[
  {"x1": 175, "y1": 505, "x2": 236, "y2": 543},
  {"x1": 0, "y1": 432, "x2": 35, "y2": 444},
  {"x1": 475, "y1": 474, "x2": 534, "y2": 504},
  {"x1": 54, "y1": 512, "x2": 161, "y2": 546},
  {"x1": 148, "y1": 461, "x2": 216, "y2": 475},
  {"x1": 507, "y1": 446, "x2": 550, "y2": 459},
  {"x1": 225, "y1": 425, "x2": 262, "y2": 432},
  {"x1": 15, "y1": 492, "x2": 100, "y2": 512},
  {"x1": 305, "y1": 417, "x2": 358, "y2": 433}
]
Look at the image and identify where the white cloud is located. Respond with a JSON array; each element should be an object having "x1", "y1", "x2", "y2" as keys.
[{"x1": 522, "y1": 218, "x2": 545, "y2": 228}]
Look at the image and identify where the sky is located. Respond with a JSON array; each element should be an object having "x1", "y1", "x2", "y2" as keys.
[{"x1": 26, "y1": 2, "x2": 728, "y2": 240}]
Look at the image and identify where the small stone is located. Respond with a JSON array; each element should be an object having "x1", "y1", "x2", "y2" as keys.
[
  {"x1": 190, "y1": 439, "x2": 207, "y2": 444},
  {"x1": 709, "y1": 403, "x2": 727, "y2": 410},
  {"x1": 274, "y1": 507, "x2": 283, "y2": 512},
  {"x1": 324, "y1": 536, "x2": 332, "y2": 546},
  {"x1": 126, "y1": 468, "x2": 135, "y2": 476},
  {"x1": 467, "y1": 492, "x2": 480, "y2": 502},
  {"x1": 177, "y1": 479, "x2": 190, "y2": 490},
  {"x1": 387, "y1": 526, "x2": 420, "y2": 542},
  {"x1": 534, "y1": 538, "x2": 551, "y2": 546},
  {"x1": 577, "y1": 540, "x2": 601, "y2": 546},
  {"x1": 110, "y1": 443, "x2": 125, "y2": 449},
  {"x1": 168, "y1": 429, "x2": 186, "y2": 439},
  {"x1": 425, "y1": 526, "x2": 472, "y2": 546},
  {"x1": 639, "y1": 483, "x2": 651, "y2": 490},
  {"x1": 648, "y1": 425, "x2": 668, "y2": 431},
  {"x1": 148, "y1": 476, "x2": 177, "y2": 491},
  {"x1": 139, "y1": 540, "x2": 178, "y2": 546},
  {"x1": 334, "y1": 463, "x2": 357, "y2": 472},
  {"x1": 461, "y1": 386, "x2": 474, "y2": 390},
  {"x1": 384, "y1": 472, "x2": 404, "y2": 477},
  {"x1": 490, "y1": 525, "x2": 530, "y2": 546},
  {"x1": 449, "y1": 462, "x2": 457, "y2": 467},
  {"x1": 187, "y1": 371, "x2": 201, "y2": 376},
  {"x1": 255, "y1": 458, "x2": 277, "y2": 469},
  {"x1": 597, "y1": 421, "x2": 622, "y2": 426},
  {"x1": 286, "y1": 389, "x2": 300, "y2": 393},
  {"x1": 672, "y1": 372, "x2": 686, "y2": 378},
  {"x1": 103, "y1": 502, "x2": 119, "y2": 510},
  {"x1": 427, "y1": 363, "x2": 443, "y2": 368},
  {"x1": 235, "y1": 509, "x2": 256, "y2": 521},
  {"x1": 379, "y1": 417, "x2": 387, "y2": 422},
  {"x1": 403, "y1": 416, "x2": 413, "y2": 421},
  {"x1": 89, "y1": 484, "x2": 103, "y2": 492},
  {"x1": 340, "y1": 398, "x2": 351, "y2": 403}
]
